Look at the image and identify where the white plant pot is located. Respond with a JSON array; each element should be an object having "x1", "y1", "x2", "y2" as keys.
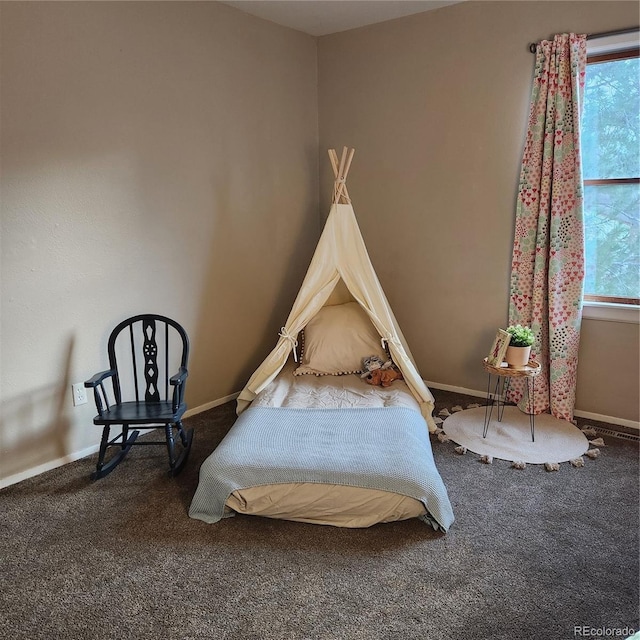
[{"x1": 505, "y1": 345, "x2": 531, "y2": 369}]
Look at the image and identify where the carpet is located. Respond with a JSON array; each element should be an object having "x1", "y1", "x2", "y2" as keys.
[
  {"x1": 0, "y1": 390, "x2": 638, "y2": 640},
  {"x1": 442, "y1": 406, "x2": 590, "y2": 464}
]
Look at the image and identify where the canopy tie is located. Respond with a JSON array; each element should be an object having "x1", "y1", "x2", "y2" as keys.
[
  {"x1": 381, "y1": 334, "x2": 402, "y2": 353},
  {"x1": 333, "y1": 177, "x2": 347, "y2": 204},
  {"x1": 279, "y1": 327, "x2": 299, "y2": 362}
]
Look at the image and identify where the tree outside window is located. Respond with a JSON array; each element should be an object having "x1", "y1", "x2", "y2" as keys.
[{"x1": 582, "y1": 47, "x2": 639, "y2": 305}]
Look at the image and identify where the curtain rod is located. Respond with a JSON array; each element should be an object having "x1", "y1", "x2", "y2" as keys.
[{"x1": 528, "y1": 26, "x2": 640, "y2": 53}]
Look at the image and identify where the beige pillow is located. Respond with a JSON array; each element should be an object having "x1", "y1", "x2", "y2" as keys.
[{"x1": 294, "y1": 302, "x2": 387, "y2": 376}]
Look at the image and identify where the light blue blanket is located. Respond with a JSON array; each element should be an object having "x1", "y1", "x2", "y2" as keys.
[{"x1": 189, "y1": 406, "x2": 454, "y2": 532}]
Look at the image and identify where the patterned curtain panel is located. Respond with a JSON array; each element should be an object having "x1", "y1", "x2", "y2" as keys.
[{"x1": 508, "y1": 33, "x2": 587, "y2": 421}]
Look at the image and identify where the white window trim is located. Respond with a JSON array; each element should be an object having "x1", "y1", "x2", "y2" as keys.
[
  {"x1": 583, "y1": 31, "x2": 640, "y2": 324},
  {"x1": 587, "y1": 32, "x2": 639, "y2": 56},
  {"x1": 583, "y1": 300, "x2": 640, "y2": 323}
]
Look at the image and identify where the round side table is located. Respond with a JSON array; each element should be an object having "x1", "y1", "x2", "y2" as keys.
[{"x1": 482, "y1": 358, "x2": 541, "y2": 441}]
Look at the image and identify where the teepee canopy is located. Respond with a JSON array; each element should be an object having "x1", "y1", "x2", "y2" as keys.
[{"x1": 237, "y1": 148, "x2": 436, "y2": 431}]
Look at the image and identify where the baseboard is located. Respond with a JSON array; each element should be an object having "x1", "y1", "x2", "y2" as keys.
[
  {"x1": 3, "y1": 385, "x2": 635, "y2": 490},
  {"x1": 0, "y1": 444, "x2": 100, "y2": 490},
  {"x1": 572, "y1": 409, "x2": 639, "y2": 431},
  {"x1": 0, "y1": 391, "x2": 242, "y2": 490},
  {"x1": 425, "y1": 380, "x2": 487, "y2": 400},
  {"x1": 183, "y1": 392, "x2": 240, "y2": 418},
  {"x1": 425, "y1": 380, "x2": 639, "y2": 431}
]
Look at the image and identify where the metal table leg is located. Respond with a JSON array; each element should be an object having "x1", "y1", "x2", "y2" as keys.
[
  {"x1": 527, "y1": 375, "x2": 536, "y2": 442},
  {"x1": 499, "y1": 377, "x2": 511, "y2": 422},
  {"x1": 484, "y1": 374, "x2": 534, "y2": 440},
  {"x1": 483, "y1": 374, "x2": 502, "y2": 438}
]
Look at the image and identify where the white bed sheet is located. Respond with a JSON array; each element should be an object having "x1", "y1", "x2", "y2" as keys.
[
  {"x1": 252, "y1": 360, "x2": 421, "y2": 410},
  {"x1": 227, "y1": 362, "x2": 427, "y2": 527}
]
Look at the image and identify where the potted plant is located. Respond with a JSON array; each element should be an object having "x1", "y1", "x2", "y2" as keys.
[{"x1": 505, "y1": 324, "x2": 535, "y2": 368}]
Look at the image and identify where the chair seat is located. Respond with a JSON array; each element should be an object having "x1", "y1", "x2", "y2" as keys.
[{"x1": 93, "y1": 401, "x2": 186, "y2": 425}]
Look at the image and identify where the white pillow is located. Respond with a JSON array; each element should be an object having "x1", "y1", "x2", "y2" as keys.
[{"x1": 294, "y1": 302, "x2": 387, "y2": 376}]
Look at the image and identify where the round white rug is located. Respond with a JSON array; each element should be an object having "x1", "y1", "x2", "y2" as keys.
[{"x1": 442, "y1": 406, "x2": 589, "y2": 464}]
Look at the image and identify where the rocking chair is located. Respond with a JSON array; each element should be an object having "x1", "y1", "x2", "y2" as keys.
[{"x1": 84, "y1": 314, "x2": 193, "y2": 479}]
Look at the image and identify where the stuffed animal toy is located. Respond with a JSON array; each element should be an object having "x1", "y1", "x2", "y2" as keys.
[
  {"x1": 360, "y1": 355, "x2": 390, "y2": 376},
  {"x1": 361, "y1": 355, "x2": 403, "y2": 387},
  {"x1": 364, "y1": 368, "x2": 404, "y2": 387}
]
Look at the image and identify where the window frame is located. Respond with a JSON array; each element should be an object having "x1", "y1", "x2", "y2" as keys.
[{"x1": 582, "y1": 38, "x2": 640, "y2": 312}]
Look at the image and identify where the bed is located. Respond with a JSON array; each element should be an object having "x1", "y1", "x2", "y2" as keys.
[
  {"x1": 189, "y1": 154, "x2": 456, "y2": 530},
  {"x1": 189, "y1": 359, "x2": 454, "y2": 531}
]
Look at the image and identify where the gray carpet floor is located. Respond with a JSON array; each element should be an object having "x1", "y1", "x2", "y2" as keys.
[{"x1": 1, "y1": 389, "x2": 638, "y2": 640}]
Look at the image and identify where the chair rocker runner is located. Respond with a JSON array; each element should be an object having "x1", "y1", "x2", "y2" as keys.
[{"x1": 85, "y1": 314, "x2": 193, "y2": 479}]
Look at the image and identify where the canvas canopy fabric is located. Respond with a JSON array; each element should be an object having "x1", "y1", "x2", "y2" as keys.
[{"x1": 236, "y1": 149, "x2": 437, "y2": 431}]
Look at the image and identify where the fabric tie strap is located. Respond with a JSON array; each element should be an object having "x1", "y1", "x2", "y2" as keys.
[
  {"x1": 381, "y1": 334, "x2": 401, "y2": 352},
  {"x1": 279, "y1": 327, "x2": 299, "y2": 362}
]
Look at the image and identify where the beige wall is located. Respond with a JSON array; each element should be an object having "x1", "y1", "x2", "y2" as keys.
[
  {"x1": 0, "y1": 2, "x2": 319, "y2": 484},
  {"x1": 2, "y1": 1, "x2": 638, "y2": 486},
  {"x1": 318, "y1": 0, "x2": 639, "y2": 423}
]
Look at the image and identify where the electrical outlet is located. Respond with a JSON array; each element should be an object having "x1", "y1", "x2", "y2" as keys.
[{"x1": 72, "y1": 382, "x2": 88, "y2": 406}]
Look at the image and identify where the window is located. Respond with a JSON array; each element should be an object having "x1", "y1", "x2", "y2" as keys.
[{"x1": 582, "y1": 37, "x2": 639, "y2": 306}]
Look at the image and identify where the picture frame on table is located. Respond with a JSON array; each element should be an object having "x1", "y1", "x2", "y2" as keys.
[{"x1": 486, "y1": 329, "x2": 511, "y2": 367}]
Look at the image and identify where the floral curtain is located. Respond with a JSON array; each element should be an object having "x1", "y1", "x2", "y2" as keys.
[{"x1": 507, "y1": 33, "x2": 587, "y2": 422}]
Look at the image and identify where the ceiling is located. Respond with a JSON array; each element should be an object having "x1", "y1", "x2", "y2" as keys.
[{"x1": 221, "y1": 1, "x2": 464, "y2": 37}]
